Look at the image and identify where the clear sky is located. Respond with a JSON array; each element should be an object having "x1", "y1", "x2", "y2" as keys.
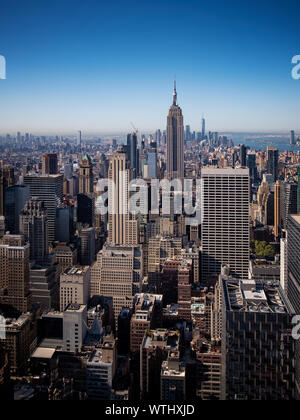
[{"x1": 0, "y1": 0, "x2": 300, "y2": 134}]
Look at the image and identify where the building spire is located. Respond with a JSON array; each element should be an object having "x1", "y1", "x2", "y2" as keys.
[{"x1": 173, "y1": 79, "x2": 178, "y2": 106}]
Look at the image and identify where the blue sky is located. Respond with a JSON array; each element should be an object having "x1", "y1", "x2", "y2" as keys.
[{"x1": 0, "y1": 0, "x2": 300, "y2": 134}]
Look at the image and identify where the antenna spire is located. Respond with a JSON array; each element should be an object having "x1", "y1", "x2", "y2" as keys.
[{"x1": 173, "y1": 78, "x2": 178, "y2": 106}]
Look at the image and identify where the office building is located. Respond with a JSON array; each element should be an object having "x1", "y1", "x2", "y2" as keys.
[
  {"x1": 108, "y1": 150, "x2": 138, "y2": 246},
  {"x1": 77, "y1": 130, "x2": 82, "y2": 147},
  {"x1": 267, "y1": 146, "x2": 279, "y2": 182},
  {"x1": 4, "y1": 185, "x2": 30, "y2": 234},
  {"x1": 63, "y1": 303, "x2": 87, "y2": 353},
  {"x1": 19, "y1": 198, "x2": 48, "y2": 264},
  {"x1": 24, "y1": 174, "x2": 63, "y2": 243},
  {"x1": 78, "y1": 226, "x2": 96, "y2": 266},
  {"x1": 291, "y1": 130, "x2": 296, "y2": 145},
  {"x1": 287, "y1": 215, "x2": 300, "y2": 397},
  {"x1": 167, "y1": 82, "x2": 184, "y2": 180},
  {"x1": 60, "y1": 266, "x2": 90, "y2": 311},
  {"x1": 140, "y1": 329, "x2": 179, "y2": 400},
  {"x1": 0, "y1": 234, "x2": 31, "y2": 314},
  {"x1": 161, "y1": 351, "x2": 186, "y2": 400},
  {"x1": 201, "y1": 168, "x2": 250, "y2": 283},
  {"x1": 86, "y1": 336, "x2": 116, "y2": 400},
  {"x1": 127, "y1": 133, "x2": 138, "y2": 176},
  {"x1": 221, "y1": 277, "x2": 295, "y2": 400},
  {"x1": 42, "y1": 154, "x2": 58, "y2": 175},
  {"x1": 239, "y1": 145, "x2": 247, "y2": 167},
  {"x1": 90, "y1": 245, "x2": 143, "y2": 324},
  {"x1": 30, "y1": 260, "x2": 59, "y2": 311},
  {"x1": 53, "y1": 243, "x2": 78, "y2": 274},
  {"x1": 274, "y1": 180, "x2": 281, "y2": 238},
  {"x1": 280, "y1": 182, "x2": 298, "y2": 230},
  {"x1": 77, "y1": 193, "x2": 94, "y2": 227},
  {"x1": 130, "y1": 293, "x2": 163, "y2": 353},
  {"x1": 79, "y1": 154, "x2": 93, "y2": 195}
]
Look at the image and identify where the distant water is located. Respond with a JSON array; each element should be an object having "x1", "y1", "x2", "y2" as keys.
[{"x1": 227, "y1": 133, "x2": 300, "y2": 152}]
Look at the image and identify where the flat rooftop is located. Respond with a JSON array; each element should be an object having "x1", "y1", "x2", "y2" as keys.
[
  {"x1": 62, "y1": 266, "x2": 89, "y2": 276},
  {"x1": 223, "y1": 278, "x2": 292, "y2": 314}
]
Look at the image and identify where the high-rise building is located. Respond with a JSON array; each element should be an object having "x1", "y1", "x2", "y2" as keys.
[
  {"x1": 79, "y1": 154, "x2": 93, "y2": 195},
  {"x1": 130, "y1": 293, "x2": 163, "y2": 353},
  {"x1": 4, "y1": 185, "x2": 30, "y2": 234},
  {"x1": 0, "y1": 166, "x2": 15, "y2": 216},
  {"x1": 78, "y1": 226, "x2": 96, "y2": 266},
  {"x1": 201, "y1": 168, "x2": 250, "y2": 283},
  {"x1": 127, "y1": 133, "x2": 138, "y2": 177},
  {"x1": 177, "y1": 260, "x2": 192, "y2": 321},
  {"x1": 24, "y1": 174, "x2": 63, "y2": 243},
  {"x1": 108, "y1": 150, "x2": 138, "y2": 246},
  {"x1": 90, "y1": 245, "x2": 143, "y2": 324},
  {"x1": 42, "y1": 154, "x2": 58, "y2": 175},
  {"x1": 298, "y1": 167, "x2": 300, "y2": 214},
  {"x1": 267, "y1": 146, "x2": 279, "y2": 182},
  {"x1": 86, "y1": 336, "x2": 116, "y2": 400},
  {"x1": 274, "y1": 180, "x2": 281, "y2": 238},
  {"x1": 19, "y1": 198, "x2": 48, "y2": 264},
  {"x1": 280, "y1": 182, "x2": 298, "y2": 230},
  {"x1": 246, "y1": 151, "x2": 258, "y2": 183},
  {"x1": 77, "y1": 193, "x2": 94, "y2": 227},
  {"x1": 201, "y1": 117, "x2": 205, "y2": 139},
  {"x1": 221, "y1": 277, "x2": 295, "y2": 400},
  {"x1": 60, "y1": 266, "x2": 90, "y2": 311},
  {"x1": 0, "y1": 234, "x2": 31, "y2": 314},
  {"x1": 240, "y1": 145, "x2": 247, "y2": 167},
  {"x1": 287, "y1": 214, "x2": 300, "y2": 397},
  {"x1": 140, "y1": 329, "x2": 179, "y2": 400},
  {"x1": 161, "y1": 351, "x2": 186, "y2": 400},
  {"x1": 167, "y1": 82, "x2": 184, "y2": 180},
  {"x1": 63, "y1": 303, "x2": 87, "y2": 353},
  {"x1": 147, "y1": 144, "x2": 157, "y2": 179},
  {"x1": 77, "y1": 130, "x2": 82, "y2": 147},
  {"x1": 291, "y1": 130, "x2": 296, "y2": 145}
]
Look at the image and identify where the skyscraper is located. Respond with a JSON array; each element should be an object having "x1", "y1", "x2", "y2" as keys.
[
  {"x1": 291, "y1": 130, "x2": 296, "y2": 145},
  {"x1": 4, "y1": 185, "x2": 30, "y2": 234},
  {"x1": 167, "y1": 81, "x2": 184, "y2": 180},
  {"x1": 79, "y1": 154, "x2": 94, "y2": 195},
  {"x1": 77, "y1": 130, "x2": 82, "y2": 147},
  {"x1": 221, "y1": 277, "x2": 295, "y2": 400},
  {"x1": 267, "y1": 146, "x2": 279, "y2": 182},
  {"x1": 0, "y1": 233, "x2": 31, "y2": 314},
  {"x1": 239, "y1": 145, "x2": 247, "y2": 167},
  {"x1": 127, "y1": 133, "x2": 138, "y2": 177},
  {"x1": 201, "y1": 117, "x2": 206, "y2": 139},
  {"x1": 24, "y1": 174, "x2": 63, "y2": 243},
  {"x1": 297, "y1": 167, "x2": 300, "y2": 214},
  {"x1": 287, "y1": 215, "x2": 300, "y2": 397},
  {"x1": 108, "y1": 150, "x2": 138, "y2": 246},
  {"x1": 0, "y1": 166, "x2": 15, "y2": 216},
  {"x1": 42, "y1": 154, "x2": 58, "y2": 175},
  {"x1": 19, "y1": 198, "x2": 48, "y2": 264},
  {"x1": 201, "y1": 168, "x2": 250, "y2": 282},
  {"x1": 274, "y1": 180, "x2": 281, "y2": 238}
]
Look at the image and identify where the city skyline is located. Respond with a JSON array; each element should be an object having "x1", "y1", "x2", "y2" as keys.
[{"x1": 0, "y1": 0, "x2": 300, "y2": 133}]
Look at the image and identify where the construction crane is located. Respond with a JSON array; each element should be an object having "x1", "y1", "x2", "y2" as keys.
[{"x1": 130, "y1": 122, "x2": 139, "y2": 135}]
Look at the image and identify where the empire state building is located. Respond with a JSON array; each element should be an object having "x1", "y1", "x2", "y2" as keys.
[{"x1": 167, "y1": 82, "x2": 184, "y2": 180}]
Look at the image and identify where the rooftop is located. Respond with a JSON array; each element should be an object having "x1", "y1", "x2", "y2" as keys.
[{"x1": 223, "y1": 277, "x2": 293, "y2": 314}]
